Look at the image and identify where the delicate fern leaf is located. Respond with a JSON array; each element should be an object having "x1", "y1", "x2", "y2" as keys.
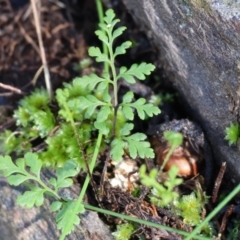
[
  {"x1": 165, "y1": 166, "x2": 183, "y2": 189},
  {"x1": 8, "y1": 174, "x2": 29, "y2": 185},
  {"x1": 95, "y1": 30, "x2": 108, "y2": 45},
  {"x1": 17, "y1": 187, "x2": 45, "y2": 208},
  {"x1": 103, "y1": 9, "x2": 116, "y2": 24},
  {"x1": 149, "y1": 168, "x2": 158, "y2": 180},
  {"x1": 55, "y1": 160, "x2": 79, "y2": 190},
  {"x1": 57, "y1": 178, "x2": 73, "y2": 190},
  {"x1": 64, "y1": 98, "x2": 83, "y2": 121},
  {"x1": 119, "y1": 123, "x2": 134, "y2": 136},
  {"x1": 25, "y1": 152, "x2": 43, "y2": 178},
  {"x1": 0, "y1": 155, "x2": 24, "y2": 177},
  {"x1": 126, "y1": 132, "x2": 147, "y2": 141},
  {"x1": 118, "y1": 63, "x2": 155, "y2": 83},
  {"x1": 129, "y1": 62, "x2": 156, "y2": 79},
  {"x1": 94, "y1": 121, "x2": 110, "y2": 135},
  {"x1": 97, "y1": 106, "x2": 112, "y2": 122},
  {"x1": 74, "y1": 74, "x2": 110, "y2": 91},
  {"x1": 79, "y1": 95, "x2": 106, "y2": 118},
  {"x1": 118, "y1": 66, "x2": 136, "y2": 84},
  {"x1": 125, "y1": 133, "x2": 154, "y2": 159},
  {"x1": 128, "y1": 98, "x2": 160, "y2": 120},
  {"x1": 56, "y1": 201, "x2": 85, "y2": 236},
  {"x1": 88, "y1": 46, "x2": 109, "y2": 63},
  {"x1": 121, "y1": 92, "x2": 134, "y2": 120},
  {"x1": 110, "y1": 138, "x2": 126, "y2": 161},
  {"x1": 102, "y1": 91, "x2": 111, "y2": 103},
  {"x1": 122, "y1": 91, "x2": 134, "y2": 103},
  {"x1": 122, "y1": 105, "x2": 134, "y2": 120},
  {"x1": 55, "y1": 88, "x2": 69, "y2": 107},
  {"x1": 163, "y1": 131, "x2": 183, "y2": 148},
  {"x1": 57, "y1": 81, "x2": 91, "y2": 124},
  {"x1": 112, "y1": 26, "x2": 127, "y2": 40},
  {"x1": 98, "y1": 22, "x2": 110, "y2": 33},
  {"x1": 114, "y1": 41, "x2": 132, "y2": 58},
  {"x1": 225, "y1": 122, "x2": 240, "y2": 146},
  {"x1": 49, "y1": 177, "x2": 57, "y2": 189},
  {"x1": 143, "y1": 103, "x2": 161, "y2": 117},
  {"x1": 97, "y1": 81, "x2": 109, "y2": 91},
  {"x1": 139, "y1": 165, "x2": 158, "y2": 187},
  {"x1": 104, "y1": 9, "x2": 116, "y2": 25},
  {"x1": 63, "y1": 81, "x2": 90, "y2": 98},
  {"x1": 50, "y1": 201, "x2": 62, "y2": 212}
]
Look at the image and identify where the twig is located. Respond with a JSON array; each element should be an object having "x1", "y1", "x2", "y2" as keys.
[
  {"x1": 219, "y1": 204, "x2": 234, "y2": 235},
  {"x1": 0, "y1": 83, "x2": 22, "y2": 94},
  {"x1": 17, "y1": 21, "x2": 40, "y2": 54},
  {"x1": 30, "y1": 0, "x2": 52, "y2": 99},
  {"x1": 212, "y1": 162, "x2": 226, "y2": 204},
  {"x1": 31, "y1": 65, "x2": 44, "y2": 86}
]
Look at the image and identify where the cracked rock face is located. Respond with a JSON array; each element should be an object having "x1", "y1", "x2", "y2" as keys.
[{"x1": 123, "y1": 0, "x2": 240, "y2": 182}]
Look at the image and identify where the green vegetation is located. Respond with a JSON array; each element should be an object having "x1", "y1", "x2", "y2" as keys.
[
  {"x1": 1, "y1": 4, "x2": 240, "y2": 240},
  {"x1": 112, "y1": 223, "x2": 136, "y2": 240},
  {"x1": 225, "y1": 122, "x2": 240, "y2": 145},
  {"x1": 0, "y1": 153, "x2": 83, "y2": 236},
  {"x1": 175, "y1": 191, "x2": 209, "y2": 228},
  {"x1": 139, "y1": 131, "x2": 212, "y2": 236},
  {"x1": 140, "y1": 164, "x2": 183, "y2": 207},
  {"x1": 139, "y1": 131, "x2": 184, "y2": 207},
  {"x1": 0, "y1": 8, "x2": 160, "y2": 240}
]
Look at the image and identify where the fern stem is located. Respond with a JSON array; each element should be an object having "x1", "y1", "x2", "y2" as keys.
[
  {"x1": 95, "y1": 0, "x2": 109, "y2": 76},
  {"x1": 59, "y1": 133, "x2": 103, "y2": 240},
  {"x1": 159, "y1": 144, "x2": 175, "y2": 173},
  {"x1": 109, "y1": 54, "x2": 118, "y2": 107},
  {"x1": 25, "y1": 176, "x2": 60, "y2": 200}
]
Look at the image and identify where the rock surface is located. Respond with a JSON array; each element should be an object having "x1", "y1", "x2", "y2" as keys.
[
  {"x1": 0, "y1": 171, "x2": 113, "y2": 240},
  {"x1": 123, "y1": 0, "x2": 240, "y2": 182}
]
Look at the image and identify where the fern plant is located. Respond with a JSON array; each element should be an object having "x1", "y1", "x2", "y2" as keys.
[
  {"x1": 1, "y1": 10, "x2": 159, "y2": 165},
  {"x1": 139, "y1": 131, "x2": 183, "y2": 207},
  {"x1": 0, "y1": 153, "x2": 84, "y2": 237},
  {"x1": 64, "y1": 9, "x2": 160, "y2": 161},
  {"x1": 0, "y1": 8, "x2": 160, "y2": 240}
]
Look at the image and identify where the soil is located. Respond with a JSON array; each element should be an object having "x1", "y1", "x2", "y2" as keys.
[{"x1": 0, "y1": 0, "x2": 240, "y2": 239}]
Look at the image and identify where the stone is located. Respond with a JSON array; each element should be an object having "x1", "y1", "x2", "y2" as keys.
[
  {"x1": 0, "y1": 171, "x2": 113, "y2": 240},
  {"x1": 123, "y1": 0, "x2": 240, "y2": 182}
]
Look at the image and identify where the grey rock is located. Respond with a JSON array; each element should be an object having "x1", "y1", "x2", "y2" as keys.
[
  {"x1": 0, "y1": 171, "x2": 113, "y2": 240},
  {"x1": 123, "y1": 0, "x2": 240, "y2": 182}
]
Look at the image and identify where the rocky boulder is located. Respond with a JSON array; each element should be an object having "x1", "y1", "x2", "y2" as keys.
[
  {"x1": 123, "y1": 0, "x2": 240, "y2": 182},
  {"x1": 0, "y1": 171, "x2": 113, "y2": 240}
]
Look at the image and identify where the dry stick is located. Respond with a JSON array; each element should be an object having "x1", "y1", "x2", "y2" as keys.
[
  {"x1": 212, "y1": 162, "x2": 226, "y2": 204},
  {"x1": 17, "y1": 21, "x2": 40, "y2": 54},
  {"x1": 30, "y1": 0, "x2": 52, "y2": 99},
  {"x1": 0, "y1": 83, "x2": 22, "y2": 94},
  {"x1": 31, "y1": 65, "x2": 44, "y2": 86},
  {"x1": 219, "y1": 204, "x2": 234, "y2": 235}
]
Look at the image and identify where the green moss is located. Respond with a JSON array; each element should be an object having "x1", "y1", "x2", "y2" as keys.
[
  {"x1": 225, "y1": 122, "x2": 240, "y2": 146},
  {"x1": 112, "y1": 223, "x2": 135, "y2": 240}
]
